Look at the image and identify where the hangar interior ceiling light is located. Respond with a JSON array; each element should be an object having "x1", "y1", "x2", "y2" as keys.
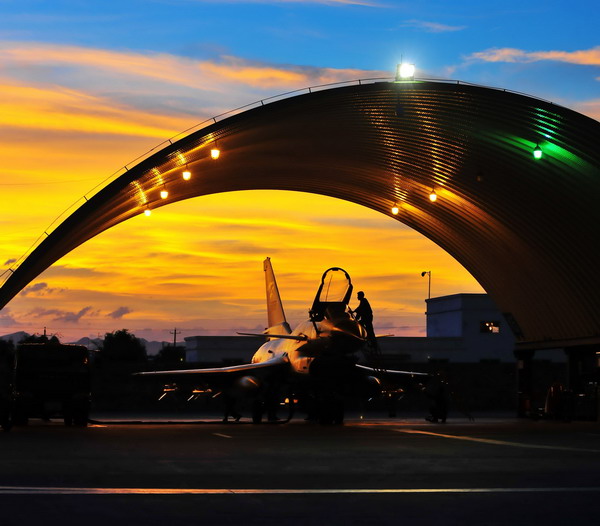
[
  {"x1": 533, "y1": 144, "x2": 543, "y2": 159},
  {"x1": 144, "y1": 206, "x2": 151, "y2": 217},
  {"x1": 391, "y1": 204, "x2": 399, "y2": 215},
  {"x1": 429, "y1": 189, "x2": 437, "y2": 202},
  {"x1": 160, "y1": 184, "x2": 169, "y2": 199},
  {"x1": 182, "y1": 167, "x2": 191, "y2": 180},
  {"x1": 211, "y1": 147, "x2": 220, "y2": 160}
]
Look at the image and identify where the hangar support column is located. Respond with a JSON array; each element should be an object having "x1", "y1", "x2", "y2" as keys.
[
  {"x1": 514, "y1": 349, "x2": 535, "y2": 418},
  {"x1": 564, "y1": 345, "x2": 600, "y2": 420},
  {"x1": 564, "y1": 345, "x2": 599, "y2": 392}
]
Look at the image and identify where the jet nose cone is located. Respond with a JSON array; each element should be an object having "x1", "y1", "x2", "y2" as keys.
[{"x1": 330, "y1": 318, "x2": 366, "y2": 352}]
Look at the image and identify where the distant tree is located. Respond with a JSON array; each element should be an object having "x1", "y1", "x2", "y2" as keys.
[
  {"x1": 155, "y1": 345, "x2": 186, "y2": 364},
  {"x1": 19, "y1": 333, "x2": 60, "y2": 345},
  {"x1": 101, "y1": 329, "x2": 147, "y2": 362}
]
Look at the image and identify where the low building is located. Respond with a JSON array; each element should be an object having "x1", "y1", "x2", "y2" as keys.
[
  {"x1": 184, "y1": 335, "x2": 262, "y2": 364},
  {"x1": 422, "y1": 293, "x2": 516, "y2": 362},
  {"x1": 185, "y1": 293, "x2": 565, "y2": 365}
]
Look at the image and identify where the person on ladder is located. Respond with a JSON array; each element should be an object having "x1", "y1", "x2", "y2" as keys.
[{"x1": 351, "y1": 291, "x2": 377, "y2": 348}]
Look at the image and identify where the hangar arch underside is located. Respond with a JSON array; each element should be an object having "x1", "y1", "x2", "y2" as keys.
[{"x1": 1, "y1": 80, "x2": 599, "y2": 350}]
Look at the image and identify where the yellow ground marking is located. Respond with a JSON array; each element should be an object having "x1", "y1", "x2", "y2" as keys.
[{"x1": 396, "y1": 428, "x2": 600, "y2": 453}]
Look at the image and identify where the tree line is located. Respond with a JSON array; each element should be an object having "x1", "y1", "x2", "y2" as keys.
[{"x1": 0, "y1": 329, "x2": 185, "y2": 364}]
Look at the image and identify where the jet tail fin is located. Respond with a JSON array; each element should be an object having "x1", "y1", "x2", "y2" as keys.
[{"x1": 264, "y1": 258, "x2": 291, "y2": 335}]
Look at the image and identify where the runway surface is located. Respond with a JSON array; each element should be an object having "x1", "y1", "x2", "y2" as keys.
[{"x1": 2, "y1": 413, "x2": 600, "y2": 525}]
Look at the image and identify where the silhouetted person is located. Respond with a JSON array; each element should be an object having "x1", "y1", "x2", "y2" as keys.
[
  {"x1": 223, "y1": 392, "x2": 241, "y2": 423},
  {"x1": 352, "y1": 291, "x2": 376, "y2": 344},
  {"x1": 424, "y1": 372, "x2": 448, "y2": 423}
]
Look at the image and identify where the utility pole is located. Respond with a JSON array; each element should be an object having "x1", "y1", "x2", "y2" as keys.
[{"x1": 170, "y1": 328, "x2": 182, "y2": 348}]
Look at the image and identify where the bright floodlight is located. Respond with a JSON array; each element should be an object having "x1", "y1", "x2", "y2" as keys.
[
  {"x1": 429, "y1": 189, "x2": 437, "y2": 202},
  {"x1": 182, "y1": 170, "x2": 191, "y2": 180},
  {"x1": 533, "y1": 144, "x2": 543, "y2": 160},
  {"x1": 397, "y1": 63, "x2": 415, "y2": 80},
  {"x1": 144, "y1": 207, "x2": 151, "y2": 217},
  {"x1": 160, "y1": 189, "x2": 169, "y2": 199},
  {"x1": 211, "y1": 148, "x2": 220, "y2": 160},
  {"x1": 391, "y1": 204, "x2": 399, "y2": 215}
]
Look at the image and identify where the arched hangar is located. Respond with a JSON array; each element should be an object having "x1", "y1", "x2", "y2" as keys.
[{"x1": 1, "y1": 79, "x2": 599, "y2": 360}]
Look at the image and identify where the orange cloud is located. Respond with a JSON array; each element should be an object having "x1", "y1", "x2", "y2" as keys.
[
  {"x1": 468, "y1": 46, "x2": 600, "y2": 66},
  {"x1": 0, "y1": 80, "x2": 193, "y2": 137},
  {"x1": 0, "y1": 42, "x2": 388, "y2": 93},
  {"x1": 571, "y1": 99, "x2": 600, "y2": 122}
]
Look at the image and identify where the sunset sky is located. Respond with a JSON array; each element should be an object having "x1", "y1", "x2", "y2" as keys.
[{"x1": 1, "y1": 0, "x2": 598, "y2": 344}]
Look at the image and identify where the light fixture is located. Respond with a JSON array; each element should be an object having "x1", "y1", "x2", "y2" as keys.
[
  {"x1": 396, "y1": 62, "x2": 415, "y2": 80},
  {"x1": 391, "y1": 204, "x2": 399, "y2": 215},
  {"x1": 182, "y1": 165, "x2": 191, "y2": 180},
  {"x1": 211, "y1": 147, "x2": 220, "y2": 160},
  {"x1": 160, "y1": 184, "x2": 168, "y2": 199},
  {"x1": 533, "y1": 144, "x2": 543, "y2": 160},
  {"x1": 144, "y1": 206, "x2": 152, "y2": 217},
  {"x1": 429, "y1": 189, "x2": 437, "y2": 202},
  {"x1": 421, "y1": 270, "x2": 431, "y2": 299}
]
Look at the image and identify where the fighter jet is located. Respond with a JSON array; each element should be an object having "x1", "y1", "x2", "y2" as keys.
[{"x1": 136, "y1": 258, "x2": 428, "y2": 424}]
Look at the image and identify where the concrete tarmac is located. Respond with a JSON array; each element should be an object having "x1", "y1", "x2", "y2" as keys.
[{"x1": 1, "y1": 412, "x2": 600, "y2": 525}]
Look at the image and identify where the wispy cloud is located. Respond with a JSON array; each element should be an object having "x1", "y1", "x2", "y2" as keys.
[
  {"x1": 0, "y1": 80, "x2": 193, "y2": 137},
  {"x1": 20, "y1": 282, "x2": 61, "y2": 297},
  {"x1": 30, "y1": 306, "x2": 95, "y2": 323},
  {"x1": 0, "y1": 42, "x2": 386, "y2": 139},
  {"x1": 273, "y1": 0, "x2": 385, "y2": 5},
  {"x1": 191, "y1": 0, "x2": 385, "y2": 5},
  {"x1": 108, "y1": 306, "x2": 132, "y2": 319},
  {"x1": 0, "y1": 308, "x2": 18, "y2": 327},
  {"x1": 0, "y1": 42, "x2": 385, "y2": 94},
  {"x1": 466, "y1": 46, "x2": 600, "y2": 66},
  {"x1": 402, "y1": 19, "x2": 466, "y2": 33}
]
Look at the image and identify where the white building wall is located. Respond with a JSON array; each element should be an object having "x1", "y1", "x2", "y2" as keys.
[{"x1": 426, "y1": 294, "x2": 516, "y2": 362}]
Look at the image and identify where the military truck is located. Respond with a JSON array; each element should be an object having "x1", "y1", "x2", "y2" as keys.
[{"x1": 4, "y1": 342, "x2": 91, "y2": 429}]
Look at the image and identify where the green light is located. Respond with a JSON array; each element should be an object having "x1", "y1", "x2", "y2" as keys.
[{"x1": 533, "y1": 145, "x2": 543, "y2": 159}]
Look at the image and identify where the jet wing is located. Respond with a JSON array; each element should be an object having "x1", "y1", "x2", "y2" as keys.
[
  {"x1": 237, "y1": 332, "x2": 308, "y2": 341},
  {"x1": 355, "y1": 364, "x2": 429, "y2": 379},
  {"x1": 135, "y1": 354, "x2": 289, "y2": 378}
]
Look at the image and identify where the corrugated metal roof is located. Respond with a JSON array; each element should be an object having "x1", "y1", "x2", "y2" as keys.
[{"x1": 2, "y1": 80, "x2": 599, "y2": 349}]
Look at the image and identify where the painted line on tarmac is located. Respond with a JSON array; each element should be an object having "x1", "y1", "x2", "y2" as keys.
[
  {"x1": 396, "y1": 429, "x2": 600, "y2": 453},
  {"x1": 1, "y1": 486, "x2": 600, "y2": 495},
  {"x1": 213, "y1": 433, "x2": 233, "y2": 439}
]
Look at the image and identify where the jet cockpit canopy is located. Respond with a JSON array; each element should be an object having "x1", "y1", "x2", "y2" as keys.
[{"x1": 309, "y1": 267, "x2": 353, "y2": 322}]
